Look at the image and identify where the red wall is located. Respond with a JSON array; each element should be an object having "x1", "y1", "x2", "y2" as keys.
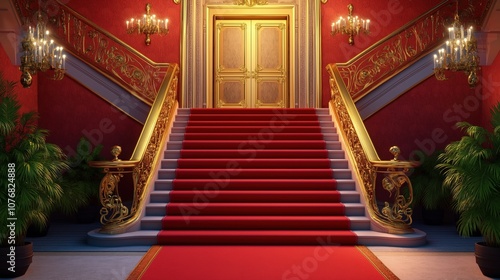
[
  {"x1": 38, "y1": 77, "x2": 142, "y2": 162},
  {"x1": 365, "y1": 73, "x2": 482, "y2": 161},
  {"x1": 480, "y1": 52, "x2": 500, "y2": 128},
  {"x1": 0, "y1": 45, "x2": 38, "y2": 115}
]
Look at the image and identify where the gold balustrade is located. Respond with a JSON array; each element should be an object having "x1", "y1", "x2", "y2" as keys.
[
  {"x1": 327, "y1": 63, "x2": 416, "y2": 233},
  {"x1": 89, "y1": 64, "x2": 179, "y2": 234}
]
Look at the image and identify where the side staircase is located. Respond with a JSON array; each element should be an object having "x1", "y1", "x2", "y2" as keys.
[{"x1": 88, "y1": 108, "x2": 426, "y2": 246}]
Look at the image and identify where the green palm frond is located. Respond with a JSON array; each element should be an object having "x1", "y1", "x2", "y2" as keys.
[
  {"x1": 0, "y1": 97, "x2": 19, "y2": 137},
  {"x1": 438, "y1": 102, "x2": 500, "y2": 247},
  {"x1": 0, "y1": 72, "x2": 69, "y2": 246}
]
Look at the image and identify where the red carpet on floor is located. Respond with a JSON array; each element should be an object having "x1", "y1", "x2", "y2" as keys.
[
  {"x1": 128, "y1": 246, "x2": 399, "y2": 280},
  {"x1": 157, "y1": 108, "x2": 358, "y2": 245}
]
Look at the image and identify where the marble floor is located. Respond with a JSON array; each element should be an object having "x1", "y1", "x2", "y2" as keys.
[{"x1": 10, "y1": 221, "x2": 498, "y2": 280}]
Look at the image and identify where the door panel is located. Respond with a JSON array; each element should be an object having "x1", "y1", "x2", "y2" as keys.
[
  {"x1": 214, "y1": 19, "x2": 288, "y2": 108},
  {"x1": 214, "y1": 21, "x2": 250, "y2": 108}
]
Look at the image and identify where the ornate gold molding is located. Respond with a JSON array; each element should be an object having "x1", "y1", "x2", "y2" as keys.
[
  {"x1": 234, "y1": 0, "x2": 268, "y2": 6},
  {"x1": 173, "y1": 0, "x2": 181, "y2": 4}
]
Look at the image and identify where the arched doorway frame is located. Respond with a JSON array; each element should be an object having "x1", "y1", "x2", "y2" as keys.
[{"x1": 180, "y1": 0, "x2": 322, "y2": 108}]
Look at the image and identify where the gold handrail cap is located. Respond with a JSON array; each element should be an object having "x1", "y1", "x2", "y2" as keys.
[
  {"x1": 88, "y1": 160, "x2": 140, "y2": 168},
  {"x1": 370, "y1": 160, "x2": 418, "y2": 168}
]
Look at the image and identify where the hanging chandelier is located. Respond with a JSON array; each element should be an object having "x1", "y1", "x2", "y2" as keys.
[
  {"x1": 126, "y1": 3, "x2": 169, "y2": 46},
  {"x1": 19, "y1": 11, "x2": 66, "y2": 88},
  {"x1": 331, "y1": 4, "x2": 370, "y2": 45},
  {"x1": 433, "y1": 4, "x2": 479, "y2": 87}
]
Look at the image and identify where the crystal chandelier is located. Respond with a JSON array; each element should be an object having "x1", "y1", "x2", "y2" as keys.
[
  {"x1": 331, "y1": 4, "x2": 370, "y2": 45},
  {"x1": 19, "y1": 11, "x2": 66, "y2": 88},
  {"x1": 126, "y1": 3, "x2": 169, "y2": 46},
  {"x1": 433, "y1": 5, "x2": 479, "y2": 87}
]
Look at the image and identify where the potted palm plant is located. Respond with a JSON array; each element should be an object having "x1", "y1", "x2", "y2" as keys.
[
  {"x1": 0, "y1": 73, "x2": 68, "y2": 278},
  {"x1": 410, "y1": 150, "x2": 451, "y2": 225},
  {"x1": 58, "y1": 137, "x2": 102, "y2": 223},
  {"x1": 437, "y1": 103, "x2": 500, "y2": 278}
]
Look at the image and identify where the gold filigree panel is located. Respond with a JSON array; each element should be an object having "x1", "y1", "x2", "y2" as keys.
[
  {"x1": 216, "y1": 78, "x2": 247, "y2": 107},
  {"x1": 338, "y1": 5, "x2": 452, "y2": 102},
  {"x1": 217, "y1": 22, "x2": 248, "y2": 72},
  {"x1": 257, "y1": 23, "x2": 283, "y2": 71},
  {"x1": 256, "y1": 78, "x2": 284, "y2": 107}
]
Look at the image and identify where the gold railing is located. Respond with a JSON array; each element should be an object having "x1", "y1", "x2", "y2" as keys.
[
  {"x1": 13, "y1": 0, "x2": 171, "y2": 105},
  {"x1": 323, "y1": 1, "x2": 471, "y2": 233},
  {"x1": 338, "y1": 1, "x2": 453, "y2": 101},
  {"x1": 89, "y1": 64, "x2": 179, "y2": 234},
  {"x1": 327, "y1": 64, "x2": 416, "y2": 233}
]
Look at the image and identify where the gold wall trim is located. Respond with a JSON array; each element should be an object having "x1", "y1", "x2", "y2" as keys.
[
  {"x1": 337, "y1": 1, "x2": 451, "y2": 102},
  {"x1": 327, "y1": 63, "x2": 416, "y2": 234},
  {"x1": 234, "y1": 0, "x2": 268, "y2": 6},
  {"x1": 89, "y1": 64, "x2": 179, "y2": 234}
]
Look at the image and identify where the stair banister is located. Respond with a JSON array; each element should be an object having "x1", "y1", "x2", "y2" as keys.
[
  {"x1": 327, "y1": 63, "x2": 417, "y2": 234},
  {"x1": 89, "y1": 64, "x2": 179, "y2": 234}
]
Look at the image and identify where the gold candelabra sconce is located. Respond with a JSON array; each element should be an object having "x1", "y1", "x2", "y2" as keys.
[
  {"x1": 331, "y1": 4, "x2": 370, "y2": 45},
  {"x1": 126, "y1": 3, "x2": 169, "y2": 46},
  {"x1": 19, "y1": 11, "x2": 66, "y2": 88},
  {"x1": 433, "y1": 4, "x2": 480, "y2": 87}
]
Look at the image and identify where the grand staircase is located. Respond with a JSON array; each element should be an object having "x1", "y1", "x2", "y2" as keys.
[{"x1": 88, "y1": 107, "x2": 426, "y2": 246}]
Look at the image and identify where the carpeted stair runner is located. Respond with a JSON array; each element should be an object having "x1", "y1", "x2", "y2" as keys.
[{"x1": 152, "y1": 108, "x2": 367, "y2": 245}]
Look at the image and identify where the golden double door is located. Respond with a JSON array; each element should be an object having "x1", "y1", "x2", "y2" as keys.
[{"x1": 213, "y1": 19, "x2": 289, "y2": 108}]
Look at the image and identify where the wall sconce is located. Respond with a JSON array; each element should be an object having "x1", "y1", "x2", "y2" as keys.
[
  {"x1": 331, "y1": 4, "x2": 370, "y2": 45},
  {"x1": 433, "y1": 3, "x2": 479, "y2": 87},
  {"x1": 126, "y1": 3, "x2": 169, "y2": 46},
  {"x1": 19, "y1": 11, "x2": 66, "y2": 88}
]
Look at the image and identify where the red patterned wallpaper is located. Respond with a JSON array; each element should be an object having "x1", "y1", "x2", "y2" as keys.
[{"x1": 0, "y1": 45, "x2": 37, "y2": 115}]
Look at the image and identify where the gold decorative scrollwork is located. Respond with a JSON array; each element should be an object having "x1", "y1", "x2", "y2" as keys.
[
  {"x1": 234, "y1": 0, "x2": 268, "y2": 7},
  {"x1": 379, "y1": 168, "x2": 413, "y2": 225},
  {"x1": 337, "y1": 2, "x2": 451, "y2": 102},
  {"x1": 99, "y1": 168, "x2": 129, "y2": 225}
]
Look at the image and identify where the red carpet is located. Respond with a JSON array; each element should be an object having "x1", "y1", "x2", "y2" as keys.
[
  {"x1": 128, "y1": 246, "x2": 399, "y2": 280},
  {"x1": 157, "y1": 108, "x2": 358, "y2": 245}
]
